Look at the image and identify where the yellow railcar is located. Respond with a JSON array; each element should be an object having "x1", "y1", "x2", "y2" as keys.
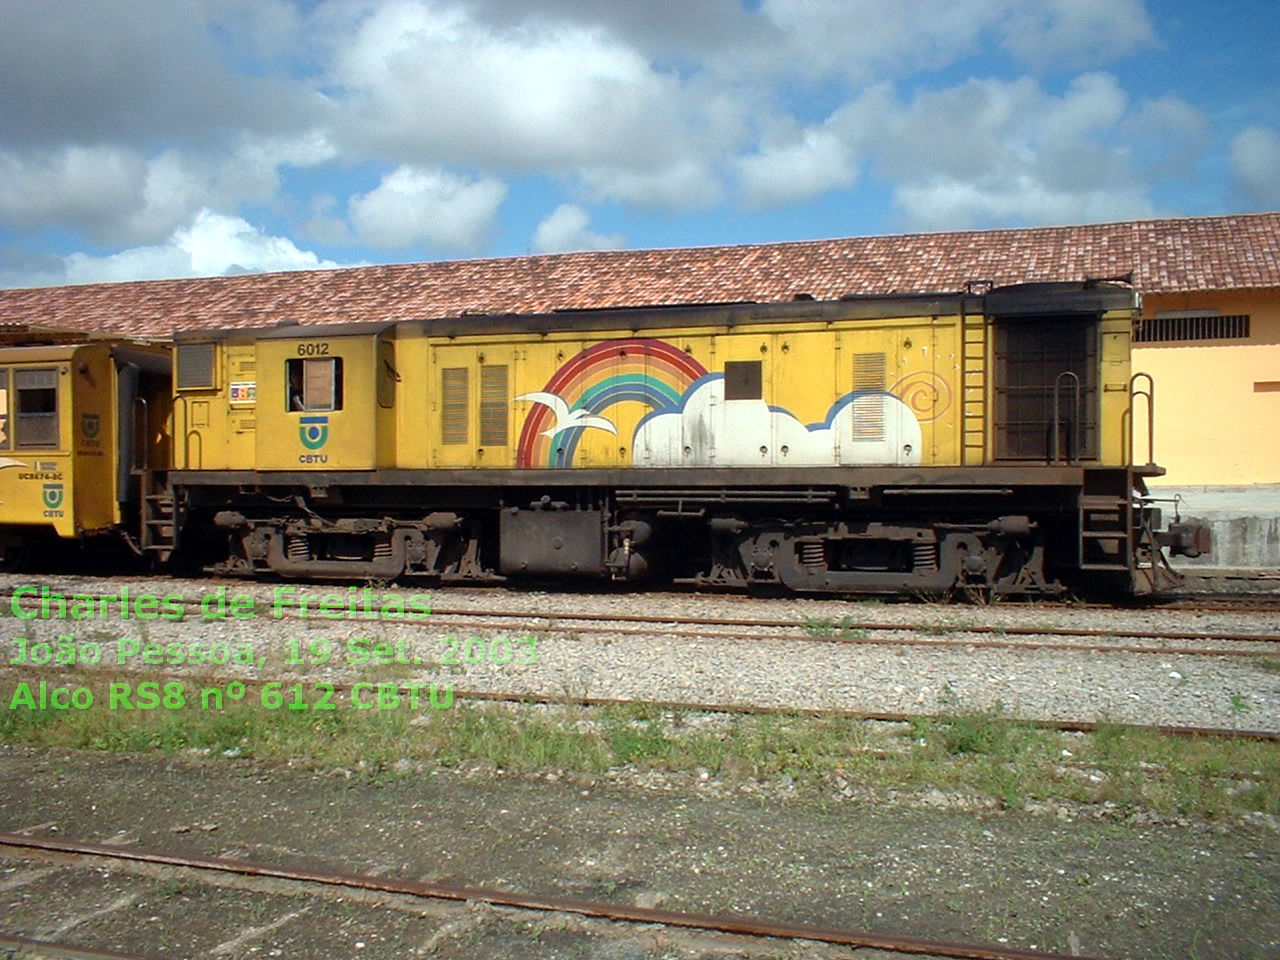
[
  {"x1": 170, "y1": 282, "x2": 1206, "y2": 595},
  {"x1": 0, "y1": 336, "x2": 171, "y2": 567}
]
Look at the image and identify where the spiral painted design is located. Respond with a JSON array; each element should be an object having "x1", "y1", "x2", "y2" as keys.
[{"x1": 889, "y1": 371, "x2": 952, "y2": 422}]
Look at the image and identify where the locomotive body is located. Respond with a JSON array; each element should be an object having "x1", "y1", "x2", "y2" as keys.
[{"x1": 167, "y1": 281, "x2": 1207, "y2": 596}]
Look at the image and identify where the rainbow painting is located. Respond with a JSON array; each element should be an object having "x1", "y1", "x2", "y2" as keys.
[{"x1": 515, "y1": 339, "x2": 708, "y2": 467}]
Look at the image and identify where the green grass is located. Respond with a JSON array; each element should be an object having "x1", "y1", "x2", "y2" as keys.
[{"x1": 2, "y1": 679, "x2": 1278, "y2": 819}]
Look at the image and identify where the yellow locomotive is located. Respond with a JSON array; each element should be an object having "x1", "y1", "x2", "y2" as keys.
[{"x1": 165, "y1": 280, "x2": 1207, "y2": 596}]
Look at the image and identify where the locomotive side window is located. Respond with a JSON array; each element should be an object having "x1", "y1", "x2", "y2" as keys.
[
  {"x1": 0, "y1": 369, "x2": 8, "y2": 450},
  {"x1": 286, "y1": 358, "x2": 343, "y2": 412},
  {"x1": 14, "y1": 368, "x2": 58, "y2": 448},
  {"x1": 724, "y1": 360, "x2": 762, "y2": 400}
]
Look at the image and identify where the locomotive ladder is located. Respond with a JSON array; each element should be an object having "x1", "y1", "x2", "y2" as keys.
[
  {"x1": 960, "y1": 307, "x2": 987, "y2": 465},
  {"x1": 1077, "y1": 375, "x2": 1162, "y2": 586},
  {"x1": 138, "y1": 472, "x2": 177, "y2": 564},
  {"x1": 1078, "y1": 470, "x2": 1134, "y2": 573}
]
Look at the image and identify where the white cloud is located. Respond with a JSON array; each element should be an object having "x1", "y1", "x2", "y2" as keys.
[
  {"x1": 0, "y1": 130, "x2": 337, "y2": 247},
  {"x1": 0, "y1": 146, "x2": 147, "y2": 233},
  {"x1": 1125, "y1": 95, "x2": 1212, "y2": 177},
  {"x1": 579, "y1": 158, "x2": 724, "y2": 211},
  {"x1": 331, "y1": 2, "x2": 690, "y2": 167},
  {"x1": 831, "y1": 74, "x2": 1157, "y2": 228},
  {"x1": 999, "y1": 0, "x2": 1158, "y2": 69},
  {"x1": 737, "y1": 126, "x2": 856, "y2": 208},
  {"x1": 895, "y1": 176, "x2": 1154, "y2": 231},
  {"x1": 758, "y1": 0, "x2": 1156, "y2": 83},
  {"x1": 61, "y1": 209, "x2": 339, "y2": 285},
  {"x1": 531, "y1": 204, "x2": 625, "y2": 254},
  {"x1": 1230, "y1": 126, "x2": 1280, "y2": 207},
  {"x1": 348, "y1": 165, "x2": 507, "y2": 251}
]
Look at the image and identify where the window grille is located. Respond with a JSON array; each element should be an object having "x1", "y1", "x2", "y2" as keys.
[
  {"x1": 479, "y1": 364, "x2": 509, "y2": 446},
  {"x1": 1134, "y1": 314, "x2": 1250, "y2": 342},
  {"x1": 852, "y1": 352, "x2": 886, "y2": 441},
  {"x1": 441, "y1": 367, "x2": 469, "y2": 445},
  {"x1": 176, "y1": 343, "x2": 216, "y2": 389}
]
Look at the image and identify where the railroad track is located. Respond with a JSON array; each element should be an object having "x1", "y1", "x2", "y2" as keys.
[
  {"x1": 2, "y1": 573, "x2": 1276, "y2": 733},
  {"x1": 0, "y1": 832, "x2": 1111, "y2": 960},
  {"x1": 2, "y1": 578, "x2": 1277, "y2": 655}
]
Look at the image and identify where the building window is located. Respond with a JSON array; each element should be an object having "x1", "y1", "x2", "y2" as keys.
[
  {"x1": 724, "y1": 360, "x2": 762, "y2": 400},
  {"x1": 286, "y1": 358, "x2": 343, "y2": 411},
  {"x1": 15, "y1": 368, "x2": 58, "y2": 448},
  {"x1": 1134, "y1": 314, "x2": 1250, "y2": 343}
]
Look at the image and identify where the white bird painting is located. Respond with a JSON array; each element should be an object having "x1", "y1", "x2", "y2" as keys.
[{"x1": 516, "y1": 392, "x2": 618, "y2": 438}]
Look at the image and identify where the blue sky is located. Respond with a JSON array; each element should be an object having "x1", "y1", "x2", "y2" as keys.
[{"x1": 1, "y1": 0, "x2": 1277, "y2": 289}]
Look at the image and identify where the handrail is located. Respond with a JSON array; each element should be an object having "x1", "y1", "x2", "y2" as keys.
[
  {"x1": 1126, "y1": 372, "x2": 1155, "y2": 469},
  {"x1": 1051, "y1": 371, "x2": 1081, "y2": 464},
  {"x1": 131, "y1": 396, "x2": 149, "y2": 473},
  {"x1": 172, "y1": 395, "x2": 203, "y2": 470}
]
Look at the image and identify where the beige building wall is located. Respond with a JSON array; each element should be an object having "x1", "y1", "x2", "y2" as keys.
[{"x1": 1133, "y1": 288, "x2": 1280, "y2": 486}]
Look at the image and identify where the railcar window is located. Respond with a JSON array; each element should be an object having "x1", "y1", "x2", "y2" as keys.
[
  {"x1": 479, "y1": 364, "x2": 509, "y2": 446},
  {"x1": 15, "y1": 368, "x2": 58, "y2": 448},
  {"x1": 724, "y1": 360, "x2": 762, "y2": 400},
  {"x1": 441, "y1": 367, "x2": 469, "y2": 444},
  {"x1": 286, "y1": 358, "x2": 343, "y2": 411},
  {"x1": 0, "y1": 369, "x2": 8, "y2": 450}
]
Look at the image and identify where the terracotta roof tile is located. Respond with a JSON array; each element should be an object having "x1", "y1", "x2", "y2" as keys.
[{"x1": 1, "y1": 213, "x2": 1277, "y2": 338}]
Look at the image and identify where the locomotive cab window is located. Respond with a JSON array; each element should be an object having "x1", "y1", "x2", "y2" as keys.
[
  {"x1": 286, "y1": 358, "x2": 343, "y2": 412},
  {"x1": 14, "y1": 368, "x2": 58, "y2": 448}
]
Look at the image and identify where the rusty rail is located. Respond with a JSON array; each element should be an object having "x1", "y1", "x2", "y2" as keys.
[{"x1": 0, "y1": 833, "x2": 1114, "y2": 960}]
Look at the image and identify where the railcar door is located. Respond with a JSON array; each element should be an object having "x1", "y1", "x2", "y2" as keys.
[{"x1": 992, "y1": 316, "x2": 1099, "y2": 462}]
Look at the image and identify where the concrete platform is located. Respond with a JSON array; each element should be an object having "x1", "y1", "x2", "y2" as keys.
[{"x1": 1146, "y1": 484, "x2": 1280, "y2": 572}]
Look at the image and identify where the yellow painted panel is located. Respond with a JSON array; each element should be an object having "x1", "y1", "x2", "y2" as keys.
[
  {"x1": 255, "y1": 336, "x2": 379, "y2": 471},
  {"x1": 70, "y1": 344, "x2": 119, "y2": 532}
]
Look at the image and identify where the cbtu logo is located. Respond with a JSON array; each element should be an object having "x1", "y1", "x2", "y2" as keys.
[
  {"x1": 81, "y1": 413, "x2": 101, "y2": 440},
  {"x1": 42, "y1": 483, "x2": 65, "y2": 515},
  {"x1": 299, "y1": 416, "x2": 329, "y2": 450}
]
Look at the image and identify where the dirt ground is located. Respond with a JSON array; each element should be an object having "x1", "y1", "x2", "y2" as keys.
[{"x1": 1, "y1": 745, "x2": 1278, "y2": 959}]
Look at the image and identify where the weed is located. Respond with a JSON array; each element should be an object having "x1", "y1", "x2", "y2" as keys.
[{"x1": 801, "y1": 615, "x2": 835, "y2": 637}]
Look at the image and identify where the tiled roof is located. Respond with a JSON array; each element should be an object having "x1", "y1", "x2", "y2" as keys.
[{"x1": 1, "y1": 213, "x2": 1277, "y2": 338}]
